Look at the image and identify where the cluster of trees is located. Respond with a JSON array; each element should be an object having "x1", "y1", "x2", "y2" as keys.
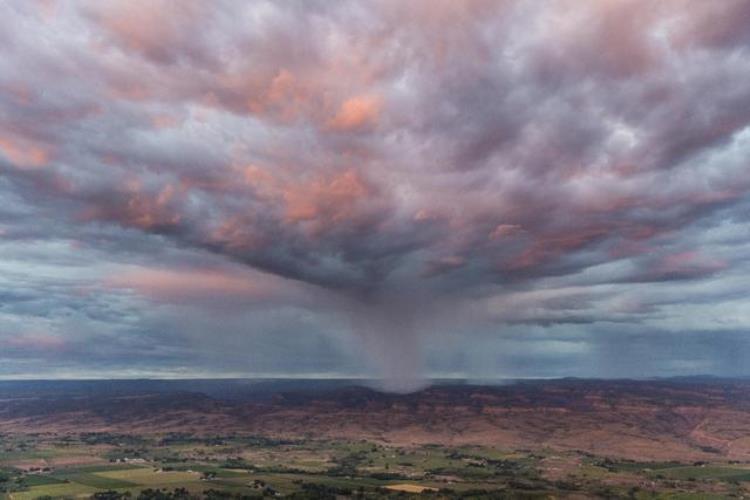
[
  {"x1": 91, "y1": 488, "x2": 194, "y2": 500},
  {"x1": 285, "y1": 482, "x2": 369, "y2": 499},
  {"x1": 0, "y1": 469, "x2": 22, "y2": 494},
  {"x1": 90, "y1": 489, "x2": 281, "y2": 500},
  {"x1": 81, "y1": 433, "x2": 147, "y2": 446},
  {"x1": 0, "y1": 470, "x2": 13, "y2": 493},
  {"x1": 202, "y1": 489, "x2": 270, "y2": 499},
  {"x1": 326, "y1": 450, "x2": 368, "y2": 476}
]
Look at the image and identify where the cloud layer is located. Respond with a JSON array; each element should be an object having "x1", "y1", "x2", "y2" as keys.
[{"x1": 1, "y1": 0, "x2": 749, "y2": 382}]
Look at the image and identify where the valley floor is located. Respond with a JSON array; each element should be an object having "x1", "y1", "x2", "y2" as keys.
[{"x1": 2, "y1": 433, "x2": 750, "y2": 499}]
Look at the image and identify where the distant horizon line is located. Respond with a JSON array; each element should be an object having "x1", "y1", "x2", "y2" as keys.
[{"x1": 0, "y1": 374, "x2": 742, "y2": 382}]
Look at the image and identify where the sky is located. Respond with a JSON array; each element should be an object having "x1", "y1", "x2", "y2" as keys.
[{"x1": 1, "y1": 0, "x2": 749, "y2": 385}]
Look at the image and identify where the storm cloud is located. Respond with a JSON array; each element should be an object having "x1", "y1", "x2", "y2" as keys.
[{"x1": 1, "y1": 0, "x2": 749, "y2": 384}]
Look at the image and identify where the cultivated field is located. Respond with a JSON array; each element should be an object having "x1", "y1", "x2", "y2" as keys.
[{"x1": 3, "y1": 432, "x2": 750, "y2": 498}]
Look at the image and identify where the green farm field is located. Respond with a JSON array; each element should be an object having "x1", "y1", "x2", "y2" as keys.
[{"x1": 3, "y1": 433, "x2": 750, "y2": 499}]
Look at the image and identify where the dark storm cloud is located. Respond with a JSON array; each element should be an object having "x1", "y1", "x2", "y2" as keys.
[{"x1": 1, "y1": 0, "x2": 749, "y2": 380}]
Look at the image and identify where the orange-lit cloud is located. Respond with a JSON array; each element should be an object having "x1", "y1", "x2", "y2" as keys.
[
  {"x1": 0, "y1": 136, "x2": 51, "y2": 168},
  {"x1": 283, "y1": 169, "x2": 369, "y2": 223},
  {"x1": 327, "y1": 95, "x2": 381, "y2": 132}
]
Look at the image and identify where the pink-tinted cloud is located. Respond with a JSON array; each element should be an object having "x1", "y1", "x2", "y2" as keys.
[
  {"x1": 85, "y1": 0, "x2": 212, "y2": 67},
  {"x1": 327, "y1": 95, "x2": 382, "y2": 132},
  {"x1": 106, "y1": 266, "x2": 279, "y2": 303},
  {"x1": 642, "y1": 252, "x2": 728, "y2": 282},
  {"x1": 282, "y1": 169, "x2": 371, "y2": 224},
  {"x1": 1, "y1": 0, "x2": 745, "y2": 298},
  {"x1": 4, "y1": 332, "x2": 68, "y2": 352},
  {"x1": 0, "y1": 135, "x2": 51, "y2": 168}
]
